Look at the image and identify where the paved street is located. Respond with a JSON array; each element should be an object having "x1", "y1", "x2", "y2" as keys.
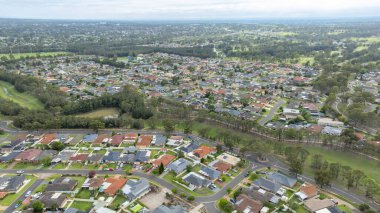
[
  {"x1": 4, "y1": 179, "x2": 44, "y2": 213},
  {"x1": 258, "y1": 99, "x2": 286, "y2": 126}
]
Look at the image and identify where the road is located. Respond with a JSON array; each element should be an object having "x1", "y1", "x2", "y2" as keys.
[
  {"x1": 4, "y1": 179, "x2": 44, "y2": 213},
  {"x1": 258, "y1": 99, "x2": 286, "y2": 126}
]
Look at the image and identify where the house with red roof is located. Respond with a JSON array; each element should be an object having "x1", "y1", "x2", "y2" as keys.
[
  {"x1": 101, "y1": 177, "x2": 128, "y2": 196},
  {"x1": 136, "y1": 135, "x2": 153, "y2": 148},
  {"x1": 40, "y1": 134, "x2": 56, "y2": 145},
  {"x1": 111, "y1": 134, "x2": 125, "y2": 146},
  {"x1": 152, "y1": 154, "x2": 176, "y2": 167},
  {"x1": 15, "y1": 149, "x2": 43, "y2": 162},
  {"x1": 69, "y1": 153, "x2": 89, "y2": 162},
  {"x1": 192, "y1": 146, "x2": 216, "y2": 159},
  {"x1": 124, "y1": 133, "x2": 138, "y2": 143}
]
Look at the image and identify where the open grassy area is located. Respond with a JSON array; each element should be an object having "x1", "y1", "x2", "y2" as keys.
[
  {"x1": 304, "y1": 146, "x2": 380, "y2": 184},
  {"x1": 76, "y1": 107, "x2": 119, "y2": 119},
  {"x1": 52, "y1": 163, "x2": 67, "y2": 170},
  {"x1": 109, "y1": 194, "x2": 127, "y2": 210},
  {"x1": 76, "y1": 189, "x2": 92, "y2": 199},
  {"x1": 70, "y1": 201, "x2": 94, "y2": 211},
  {"x1": 13, "y1": 162, "x2": 40, "y2": 169},
  {"x1": 353, "y1": 46, "x2": 368, "y2": 52},
  {"x1": 0, "y1": 175, "x2": 38, "y2": 205},
  {"x1": 0, "y1": 52, "x2": 70, "y2": 59},
  {"x1": 0, "y1": 80, "x2": 44, "y2": 110}
]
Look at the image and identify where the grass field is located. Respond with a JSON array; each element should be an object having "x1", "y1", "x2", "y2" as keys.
[
  {"x1": 76, "y1": 108, "x2": 120, "y2": 119},
  {"x1": 0, "y1": 80, "x2": 44, "y2": 110},
  {"x1": 353, "y1": 46, "x2": 368, "y2": 52},
  {"x1": 70, "y1": 201, "x2": 93, "y2": 211},
  {"x1": 304, "y1": 146, "x2": 380, "y2": 184},
  {"x1": 0, "y1": 52, "x2": 70, "y2": 60}
]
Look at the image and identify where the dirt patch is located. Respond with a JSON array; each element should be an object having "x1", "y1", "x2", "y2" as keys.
[{"x1": 140, "y1": 188, "x2": 169, "y2": 210}]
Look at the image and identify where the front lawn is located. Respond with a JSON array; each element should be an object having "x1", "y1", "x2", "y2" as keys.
[
  {"x1": 109, "y1": 194, "x2": 127, "y2": 210},
  {"x1": 69, "y1": 162, "x2": 83, "y2": 169},
  {"x1": 76, "y1": 189, "x2": 92, "y2": 199},
  {"x1": 52, "y1": 163, "x2": 67, "y2": 170},
  {"x1": 70, "y1": 201, "x2": 93, "y2": 211},
  {"x1": 13, "y1": 162, "x2": 40, "y2": 169}
]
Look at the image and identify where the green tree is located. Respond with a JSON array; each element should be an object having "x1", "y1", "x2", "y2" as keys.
[
  {"x1": 32, "y1": 200, "x2": 45, "y2": 212},
  {"x1": 158, "y1": 162, "x2": 164, "y2": 174},
  {"x1": 314, "y1": 169, "x2": 332, "y2": 188},
  {"x1": 163, "y1": 119, "x2": 175, "y2": 134},
  {"x1": 183, "y1": 121, "x2": 193, "y2": 134},
  {"x1": 311, "y1": 154, "x2": 324, "y2": 170},
  {"x1": 187, "y1": 195, "x2": 195, "y2": 201},
  {"x1": 89, "y1": 120, "x2": 105, "y2": 132},
  {"x1": 219, "y1": 198, "x2": 233, "y2": 213},
  {"x1": 40, "y1": 156, "x2": 52, "y2": 167},
  {"x1": 51, "y1": 141, "x2": 65, "y2": 151}
]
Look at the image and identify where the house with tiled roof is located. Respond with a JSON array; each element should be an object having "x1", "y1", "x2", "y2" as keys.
[
  {"x1": 152, "y1": 154, "x2": 176, "y2": 167},
  {"x1": 124, "y1": 133, "x2": 138, "y2": 143},
  {"x1": 235, "y1": 194, "x2": 263, "y2": 213},
  {"x1": 295, "y1": 184, "x2": 318, "y2": 200},
  {"x1": 122, "y1": 178, "x2": 150, "y2": 201},
  {"x1": 192, "y1": 146, "x2": 216, "y2": 159},
  {"x1": 136, "y1": 135, "x2": 153, "y2": 148},
  {"x1": 111, "y1": 134, "x2": 125, "y2": 146},
  {"x1": 41, "y1": 134, "x2": 56, "y2": 145},
  {"x1": 101, "y1": 177, "x2": 128, "y2": 196},
  {"x1": 210, "y1": 160, "x2": 232, "y2": 173},
  {"x1": 167, "y1": 158, "x2": 192, "y2": 174},
  {"x1": 94, "y1": 134, "x2": 110, "y2": 145},
  {"x1": 15, "y1": 149, "x2": 43, "y2": 162},
  {"x1": 70, "y1": 153, "x2": 89, "y2": 162}
]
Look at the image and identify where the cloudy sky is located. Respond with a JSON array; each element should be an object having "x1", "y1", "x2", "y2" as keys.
[{"x1": 0, "y1": 0, "x2": 379, "y2": 20}]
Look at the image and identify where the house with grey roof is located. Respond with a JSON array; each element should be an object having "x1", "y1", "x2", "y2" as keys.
[
  {"x1": 52, "y1": 150, "x2": 76, "y2": 163},
  {"x1": 199, "y1": 166, "x2": 221, "y2": 180},
  {"x1": 152, "y1": 135, "x2": 166, "y2": 146},
  {"x1": 183, "y1": 172, "x2": 211, "y2": 190},
  {"x1": 167, "y1": 158, "x2": 191, "y2": 174},
  {"x1": 253, "y1": 178, "x2": 282, "y2": 194},
  {"x1": 135, "y1": 150, "x2": 150, "y2": 163},
  {"x1": 152, "y1": 205, "x2": 186, "y2": 213},
  {"x1": 0, "y1": 175, "x2": 26, "y2": 192},
  {"x1": 0, "y1": 151, "x2": 20, "y2": 162},
  {"x1": 102, "y1": 151, "x2": 121, "y2": 162},
  {"x1": 45, "y1": 177, "x2": 78, "y2": 192},
  {"x1": 267, "y1": 172, "x2": 297, "y2": 188},
  {"x1": 180, "y1": 142, "x2": 199, "y2": 153},
  {"x1": 35, "y1": 150, "x2": 58, "y2": 161},
  {"x1": 87, "y1": 153, "x2": 104, "y2": 164},
  {"x1": 122, "y1": 178, "x2": 150, "y2": 201}
]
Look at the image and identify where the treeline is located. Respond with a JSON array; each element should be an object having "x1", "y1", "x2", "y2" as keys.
[
  {"x1": 68, "y1": 43, "x2": 215, "y2": 58},
  {"x1": 0, "y1": 71, "x2": 67, "y2": 109},
  {"x1": 63, "y1": 86, "x2": 153, "y2": 120},
  {"x1": 0, "y1": 98, "x2": 24, "y2": 116}
]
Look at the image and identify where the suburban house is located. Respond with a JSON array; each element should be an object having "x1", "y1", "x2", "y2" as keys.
[
  {"x1": 70, "y1": 153, "x2": 89, "y2": 162},
  {"x1": 0, "y1": 175, "x2": 26, "y2": 192},
  {"x1": 136, "y1": 135, "x2": 153, "y2": 148},
  {"x1": 315, "y1": 206, "x2": 344, "y2": 213},
  {"x1": 210, "y1": 160, "x2": 232, "y2": 173},
  {"x1": 122, "y1": 178, "x2": 150, "y2": 201},
  {"x1": 180, "y1": 142, "x2": 199, "y2": 153},
  {"x1": 0, "y1": 151, "x2": 20, "y2": 162},
  {"x1": 52, "y1": 150, "x2": 76, "y2": 163},
  {"x1": 152, "y1": 135, "x2": 167, "y2": 146},
  {"x1": 40, "y1": 134, "x2": 56, "y2": 145},
  {"x1": 87, "y1": 153, "x2": 104, "y2": 164},
  {"x1": 253, "y1": 178, "x2": 283, "y2": 195},
  {"x1": 94, "y1": 134, "x2": 110, "y2": 145},
  {"x1": 45, "y1": 177, "x2": 78, "y2": 192},
  {"x1": 152, "y1": 205, "x2": 186, "y2": 213},
  {"x1": 192, "y1": 146, "x2": 216, "y2": 159},
  {"x1": 134, "y1": 150, "x2": 150, "y2": 163},
  {"x1": 199, "y1": 166, "x2": 221, "y2": 180},
  {"x1": 35, "y1": 150, "x2": 58, "y2": 162},
  {"x1": 166, "y1": 136, "x2": 184, "y2": 146},
  {"x1": 267, "y1": 172, "x2": 297, "y2": 188},
  {"x1": 182, "y1": 172, "x2": 211, "y2": 190},
  {"x1": 304, "y1": 197, "x2": 335, "y2": 212},
  {"x1": 152, "y1": 154, "x2": 176, "y2": 168},
  {"x1": 235, "y1": 194, "x2": 263, "y2": 213},
  {"x1": 167, "y1": 158, "x2": 192, "y2": 174},
  {"x1": 38, "y1": 192, "x2": 68, "y2": 208},
  {"x1": 242, "y1": 187, "x2": 278, "y2": 204},
  {"x1": 283, "y1": 108, "x2": 300, "y2": 119},
  {"x1": 100, "y1": 177, "x2": 128, "y2": 196},
  {"x1": 82, "y1": 177, "x2": 105, "y2": 191},
  {"x1": 111, "y1": 134, "x2": 125, "y2": 146},
  {"x1": 295, "y1": 184, "x2": 318, "y2": 200},
  {"x1": 317, "y1": 118, "x2": 344, "y2": 127},
  {"x1": 102, "y1": 151, "x2": 121, "y2": 163},
  {"x1": 124, "y1": 133, "x2": 138, "y2": 143},
  {"x1": 82, "y1": 134, "x2": 98, "y2": 143},
  {"x1": 15, "y1": 149, "x2": 43, "y2": 162}
]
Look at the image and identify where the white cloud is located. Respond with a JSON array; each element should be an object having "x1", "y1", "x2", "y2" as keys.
[{"x1": 0, "y1": 0, "x2": 379, "y2": 20}]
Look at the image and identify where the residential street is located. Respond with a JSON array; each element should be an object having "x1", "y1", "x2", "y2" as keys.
[
  {"x1": 4, "y1": 179, "x2": 44, "y2": 213},
  {"x1": 258, "y1": 99, "x2": 286, "y2": 126}
]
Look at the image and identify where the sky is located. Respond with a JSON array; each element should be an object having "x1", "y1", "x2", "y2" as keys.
[{"x1": 0, "y1": 0, "x2": 379, "y2": 20}]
